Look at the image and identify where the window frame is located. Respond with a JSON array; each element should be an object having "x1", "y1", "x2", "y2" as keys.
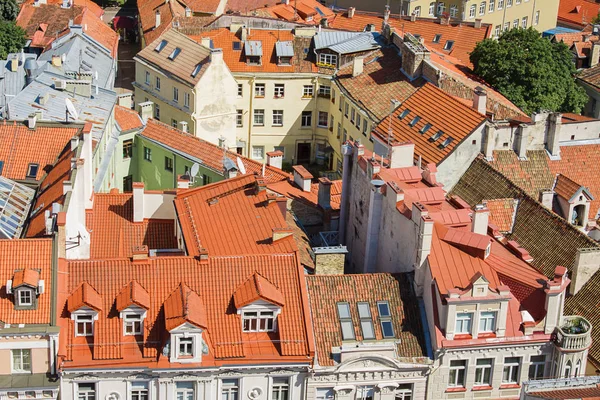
[
  {"x1": 242, "y1": 310, "x2": 276, "y2": 332},
  {"x1": 271, "y1": 377, "x2": 289, "y2": 400},
  {"x1": 529, "y1": 355, "x2": 546, "y2": 380},
  {"x1": 130, "y1": 382, "x2": 149, "y2": 400},
  {"x1": 455, "y1": 312, "x2": 472, "y2": 334},
  {"x1": 237, "y1": 83, "x2": 243, "y2": 97},
  {"x1": 274, "y1": 83, "x2": 285, "y2": 98},
  {"x1": 377, "y1": 301, "x2": 395, "y2": 338},
  {"x1": 253, "y1": 109, "x2": 265, "y2": 126},
  {"x1": 357, "y1": 302, "x2": 375, "y2": 340},
  {"x1": 221, "y1": 379, "x2": 239, "y2": 400},
  {"x1": 479, "y1": 311, "x2": 496, "y2": 333},
  {"x1": 11, "y1": 349, "x2": 31, "y2": 373},
  {"x1": 301, "y1": 111, "x2": 312, "y2": 127},
  {"x1": 428, "y1": 1, "x2": 435, "y2": 15},
  {"x1": 236, "y1": 110, "x2": 243, "y2": 127},
  {"x1": 251, "y1": 146, "x2": 265, "y2": 161},
  {"x1": 272, "y1": 110, "x2": 284, "y2": 126},
  {"x1": 164, "y1": 156, "x2": 174, "y2": 172},
  {"x1": 26, "y1": 163, "x2": 39, "y2": 179},
  {"x1": 254, "y1": 83, "x2": 265, "y2": 97},
  {"x1": 318, "y1": 85, "x2": 331, "y2": 97},
  {"x1": 318, "y1": 53, "x2": 337, "y2": 67},
  {"x1": 479, "y1": 1, "x2": 486, "y2": 15},
  {"x1": 122, "y1": 139, "x2": 133, "y2": 159},
  {"x1": 474, "y1": 358, "x2": 493, "y2": 386},
  {"x1": 155, "y1": 76, "x2": 161, "y2": 91},
  {"x1": 184, "y1": 92, "x2": 190, "y2": 108},
  {"x1": 77, "y1": 383, "x2": 96, "y2": 400},
  {"x1": 18, "y1": 289, "x2": 33, "y2": 306},
  {"x1": 502, "y1": 357, "x2": 521, "y2": 384},
  {"x1": 178, "y1": 337, "x2": 194, "y2": 357},
  {"x1": 75, "y1": 314, "x2": 94, "y2": 337},
  {"x1": 489, "y1": 0, "x2": 495, "y2": 12},
  {"x1": 469, "y1": 4, "x2": 476, "y2": 18},
  {"x1": 448, "y1": 360, "x2": 467, "y2": 387},
  {"x1": 143, "y1": 146, "x2": 152, "y2": 162},
  {"x1": 302, "y1": 85, "x2": 314, "y2": 98},
  {"x1": 336, "y1": 302, "x2": 354, "y2": 340},
  {"x1": 145, "y1": 71, "x2": 150, "y2": 85}
]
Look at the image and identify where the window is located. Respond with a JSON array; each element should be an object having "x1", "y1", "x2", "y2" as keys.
[
  {"x1": 173, "y1": 87, "x2": 179, "y2": 102},
  {"x1": 164, "y1": 156, "x2": 173, "y2": 172},
  {"x1": 301, "y1": 111, "x2": 312, "y2": 127},
  {"x1": 202, "y1": 174, "x2": 211, "y2": 185},
  {"x1": 171, "y1": 119, "x2": 178, "y2": 128},
  {"x1": 318, "y1": 111, "x2": 328, "y2": 127},
  {"x1": 345, "y1": 102, "x2": 349, "y2": 117},
  {"x1": 303, "y1": 85, "x2": 314, "y2": 98},
  {"x1": 522, "y1": 16, "x2": 528, "y2": 28},
  {"x1": 503, "y1": 22, "x2": 510, "y2": 31},
  {"x1": 155, "y1": 76, "x2": 161, "y2": 91},
  {"x1": 429, "y1": 2, "x2": 435, "y2": 15},
  {"x1": 357, "y1": 302, "x2": 375, "y2": 340},
  {"x1": 75, "y1": 314, "x2": 93, "y2": 336},
  {"x1": 507, "y1": 0, "x2": 512, "y2": 6},
  {"x1": 272, "y1": 110, "x2": 284, "y2": 126},
  {"x1": 339, "y1": 98, "x2": 343, "y2": 112},
  {"x1": 12, "y1": 349, "x2": 31, "y2": 373},
  {"x1": 498, "y1": 0, "x2": 503, "y2": 9},
  {"x1": 516, "y1": 0, "x2": 521, "y2": 3},
  {"x1": 155, "y1": 39, "x2": 168, "y2": 52},
  {"x1": 274, "y1": 84, "x2": 285, "y2": 98},
  {"x1": 253, "y1": 109, "x2": 265, "y2": 126},
  {"x1": 26, "y1": 163, "x2": 38, "y2": 179},
  {"x1": 318, "y1": 85, "x2": 331, "y2": 97},
  {"x1": 176, "y1": 382, "x2": 194, "y2": 400},
  {"x1": 123, "y1": 139, "x2": 133, "y2": 159},
  {"x1": 123, "y1": 313, "x2": 143, "y2": 335},
  {"x1": 78, "y1": 383, "x2": 96, "y2": 400},
  {"x1": 316, "y1": 388, "x2": 334, "y2": 400},
  {"x1": 18, "y1": 289, "x2": 32, "y2": 306},
  {"x1": 350, "y1": 108, "x2": 355, "y2": 123},
  {"x1": 529, "y1": 355, "x2": 546, "y2": 380},
  {"x1": 455, "y1": 313, "x2": 472, "y2": 334},
  {"x1": 251, "y1": 146, "x2": 265, "y2": 160},
  {"x1": 377, "y1": 301, "x2": 395, "y2": 338},
  {"x1": 131, "y1": 382, "x2": 148, "y2": 400},
  {"x1": 242, "y1": 310, "x2": 275, "y2": 331},
  {"x1": 395, "y1": 384, "x2": 413, "y2": 400},
  {"x1": 449, "y1": 360, "x2": 467, "y2": 387},
  {"x1": 420, "y1": 123, "x2": 432, "y2": 134},
  {"x1": 433, "y1": 34, "x2": 442, "y2": 43},
  {"x1": 355, "y1": 386, "x2": 374, "y2": 400},
  {"x1": 409, "y1": 116, "x2": 421, "y2": 127},
  {"x1": 318, "y1": 53, "x2": 337, "y2": 66},
  {"x1": 479, "y1": 2, "x2": 485, "y2": 15},
  {"x1": 221, "y1": 379, "x2": 238, "y2": 400},
  {"x1": 255, "y1": 83, "x2": 265, "y2": 97},
  {"x1": 330, "y1": 115, "x2": 334, "y2": 130},
  {"x1": 437, "y1": 2, "x2": 445, "y2": 15},
  {"x1": 236, "y1": 110, "x2": 243, "y2": 127},
  {"x1": 272, "y1": 378, "x2": 289, "y2": 400},
  {"x1": 534, "y1": 10, "x2": 540, "y2": 25},
  {"x1": 154, "y1": 104, "x2": 160, "y2": 120},
  {"x1": 414, "y1": 6, "x2": 421, "y2": 16},
  {"x1": 450, "y1": 5, "x2": 457, "y2": 17},
  {"x1": 489, "y1": 0, "x2": 495, "y2": 11},
  {"x1": 178, "y1": 337, "x2": 193, "y2": 356},
  {"x1": 503, "y1": 357, "x2": 521, "y2": 383},
  {"x1": 479, "y1": 311, "x2": 496, "y2": 332},
  {"x1": 337, "y1": 123, "x2": 341, "y2": 139},
  {"x1": 564, "y1": 360, "x2": 572, "y2": 378},
  {"x1": 168, "y1": 47, "x2": 181, "y2": 60},
  {"x1": 337, "y1": 302, "x2": 354, "y2": 339},
  {"x1": 356, "y1": 113, "x2": 361, "y2": 129},
  {"x1": 363, "y1": 119, "x2": 368, "y2": 135},
  {"x1": 474, "y1": 358, "x2": 493, "y2": 386},
  {"x1": 469, "y1": 4, "x2": 476, "y2": 17},
  {"x1": 494, "y1": 25, "x2": 501, "y2": 38},
  {"x1": 513, "y1": 19, "x2": 519, "y2": 29},
  {"x1": 444, "y1": 40, "x2": 455, "y2": 51},
  {"x1": 143, "y1": 147, "x2": 152, "y2": 162},
  {"x1": 237, "y1": 84, "x2": 243, "y2": 97},
  {"x1": 145, "y1": 71, "x2": 150, "y2": 85}
]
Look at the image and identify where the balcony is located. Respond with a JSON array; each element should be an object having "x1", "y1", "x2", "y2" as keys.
[{"x1": 555, "y1": 316, "x2": 592, "y2": 351}]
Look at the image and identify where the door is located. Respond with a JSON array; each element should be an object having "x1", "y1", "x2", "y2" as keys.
[{"x1": 296, "y1": 143, "x2": 311, "y2": 164}]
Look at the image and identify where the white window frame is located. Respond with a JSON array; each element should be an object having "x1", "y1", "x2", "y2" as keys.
[
  {"x1": 450, "y1": 5, "x2": 457, "y2": 17},
  {"x1": 513, "y1": 19, "x2": 519, "y2": 29},
  {"x1": 75, "y1": 314, "x2": 94, "y2": 337},
  {"x1": 11, "y1": 349, "x2": 31, "y2": 373},
  {"x1": 479, "y1": 2, "x2": 486, "y2": 15},
  {"x1": 272, "y1": 110, "x2": 284, "y2": 126},
  {"x1": 254, "y1": 83, "x2": 265, "y2": 97},
  {"x1": 155, "y1": 104, "x2": 160, "y2": 120},
  {"x1": 155, "y1": 76, "x2": 161, "y2": 91},
  {"x1": 469, "y1": 4, "x2": 476, "y2": 18},
  {"x1": 534, "y1": 10, "x2": 540, "y2": 25},
  {"x1": 18, "y1": 289, "x2": 33, "y2": 306},
  {"x1": 503, "y1": 357, "x2": 521, "y2": 384},
  {"x1": 130, "y1": 382, "x2": 149, "y2": 400},
  {"x1": 428, "y1": 2, "x2": 435, "y2": 15},
  {"x1": 498, "y1": 0, "x2": 504, "y2": 9},
  {"x1": 237, "y1": 83, "x2": 243, "y2": 97},
  {"x1": 318, "y1": 53, "x2": 337, "y2": 67},
  {"x1": 145, "y1": 71, "x2": 150, "y2": 85},
  {"x1": 271, "y1": 377, "x2": 289, "y2": 400},
  {"x1": 455, "y1": 312, "x2": 472, "y2": 334},
  {"x1": 251, "y1": 146, "x2": 265, "y2": 160},
  {"x1": 175, "y1": 382, "x2": 194, "y2": 400},
  {"x1": 489, "y1": 0, "x2": 495, "y2": 12},
  {"x1": 414, "y1": 6, "x2": 421, "y2": 16},
  {"x1": 236, "y1": 110, "x2": 243, "y2": 127},
  {"x1": 184, "y1": 92, "x2": 190, "y2": 108},
  {"x1": 318, "y1": 85, "x2": 331, "y2": 97},
  {"x1": 253, "y1": 109, "x2": 265, "y2": 126},
  {"x1": 357, "y1": 302, "x2": 375, "y2": 340},
  {"x1": 124, "y1": 313, "x2": 143, "y2": 335},
  {"x1": 242, "y1": 310, "x2": 275, "y2": 332},
  {"x1": 302, "y1": 85, "x2": 314, "y2": 98},
  {"x1": 77, "y1": 383, "x2": 96, "y2": 400},
  {"x1": 316, "y1": 387, "x2": 334, "y2": 400},
  {"x1": 355, "y1": 386, "x2": 374, "y2": 400},
  {"x1": 521, "y1": 16, "x2": 528, "y2": 28},
  {"x1": 448, "y1": 360, "x2": 467, "y2": 387},
  {"x1": 494, "y1": 25, "x2": 501, "y2": 38},
  {"x1": 178, "y1": 337, "x2": 194, "y2": 357},
  {"x1": 474, "y1": 358, "x2": 493, "y2": 386},
  {"x1": 507, "y1": 0, "x2": 512, "y2": 6},
  {"x1": 395, "y1": 384, "x2": 413, "y2": 400},
  {"x1": 479, "y1": 311, "x2": 496, "y2": 332},
  {"x1": 274, "y1": 84, "x2": 285, "y2": 98},
  {"x1": 437, "y1": 2, "x2": 445, "y2": 15},
  {"x1": 337, "y1": 302, "x2": 354, "y2": 340},
  {"x1": 221, "y1": 379, "x2": 239, "y2": 400}
]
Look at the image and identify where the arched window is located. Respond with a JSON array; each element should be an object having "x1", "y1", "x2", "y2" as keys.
[
  {"x1": 429, "y1": 2, "x2": 435, "y2": 15},
  {"x1": 564, "y1": 360, "x2": 572, "y2": 378},
  {"x1": 575, "y1": 360, "x2": 581, "y2": 377}
]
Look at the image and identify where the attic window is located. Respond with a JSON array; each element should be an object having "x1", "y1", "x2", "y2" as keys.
[
  {"x1": 433, "y1": 34, "x2": 442, "y2": 43},
  {"x1": 337, "y1": 302, "x2": 355, "y2": 340},
  {"x1": 398, "y1": 109, "x2": 410, "y2": 120},
  {"x1": 409, "y1": 116, "x2": 421, "y2": 127},
  {"x1": 123, "y1": 313, "x2": 143, "y2": 335},
  {"x1": 26, "y1": 163, "x2": 39, "y2": 179},
  {"x1": 168, "y1": 47, "x2": 181, "y2": 60},
  {"x1": 438, "y1": 137, "x2": 454, "y2": 148},
  {"x1": 357, "y1": 302, "x2": 375, "y2": 340},
  {"x1": 18, "y1": 289, "x2": 33, "y2": 306},
  {"x1": 420, "y1": 123, "x2": 432, "y2": 134},
  {"x1": 75, "y1": 315, "x2": 94, "y2": 336},
  {"x1": 233, "y1": 41, "x2": 241, "y2": 51},
  {"x1": 443, "y1": 40, "x2": 455, "y2": 51},
  {"x1": 242, "y1": 311, "x2": 276, "y2": 332},
  {"x1": 155, "y1": 39, "x2": 168, "y2": 52},
  {"x1": 191, "y1": 63, "x2": 202, "y2": 78},
  {"x1": 378, "y1": 301, "x2": 395, "y2": 338},
  {"x1": 428, "y1": 130, "x2": 444, "y2": 142}
]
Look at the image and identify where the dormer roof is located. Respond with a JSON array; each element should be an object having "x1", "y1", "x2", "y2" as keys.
[
  {"x1": 13, "y1": 268, "x2": 40, "y2": 288},
  {"x1": 233, "y1": 272, "x2": 285, "y2": 309},
  {"x1": 116, "y1": 281, "x2": 150, "y2": 312},
  {"x1": 67, "y1": 282, "x2": 102, "y2": 312},
  {"x1": 554, "y1": 173, "x2": 594, "y2": 203},
  {"x1": 164, "y1": 283, "x2": 207, "y2": 331}
]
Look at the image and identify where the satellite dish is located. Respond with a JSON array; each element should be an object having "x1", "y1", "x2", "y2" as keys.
[
  {"x1": 236, "y1": 157, "x2": 247, "y2": 175},
  {"x1": 77, "y1": 223, "x2": 90, "y2": 245},
  {"x1": 65, "y1": 98, "x2": 78, "y2": 121},
  {"x1": 190, "y1": 163, "x2": 200, "y2": 178}
]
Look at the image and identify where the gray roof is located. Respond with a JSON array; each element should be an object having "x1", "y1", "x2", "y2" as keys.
[
  {"x1": 4, "y1": 71, "x2": 116, "y2": 141},
  {"x1": 244, "y1": 40, "x2": 263, "y2": 56},
  {"x1": 0, "y1": 53, "x2": 40, "y2": 110},
  {"x1": 313, "y1": 31, "x2": 381, "y2": 54},
  {"x1": 36, "y1": 31, "x2": 116, "y2": 90},
  {"x1": 0, "y1": 176, "x2": 36, "y2": 239},
  {"x1": 275, "y1": 41, "x2": 294, "y2": 57}
]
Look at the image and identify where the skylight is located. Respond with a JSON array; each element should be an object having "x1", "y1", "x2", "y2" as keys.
[
  {"x1": 398, "y1": 109, "x2": 410, "y2": 120},
  {"x1": 420, "y1": 123, "x2": 432, "y2": 134},
  {"x1": 357, "y1": 302, "x2": 375, "y2": 340},
  {"x1": 155, "y1": 39, "x2": 168, "y2": 52},
  {"x1": 337, "y1": 302, "x2": 354, "y2": 340},
  {"x1": 0, "y1": 176, "x2": 36, "y2": 239},
  {"x1": 233, "y1": 41, "x2": 241, "y2": 51},
  {"x1": 168, "y1": 47, "x2": 181, "y2": 60},
  {"x1": 444, "y1": 40, "x2": 455, "y2": 51},
  {"x1": 191, "y1": 63, "x2": 203, "y2": 78},
  {"x1": 429, "y1": 130, "x2": 444, "y2": 142},
  {"x1": 438, "y1": 137, "x2": 454, "y2": 149},
  {"x1": 409, "y1": 116, "x2": 421, "y2": 127},
  {"x1": 377, "y1": 301, "x2": 395, "y2": 338},
  {"x1": 433, "y1": 34, "x2": 442, "y2": 43}
]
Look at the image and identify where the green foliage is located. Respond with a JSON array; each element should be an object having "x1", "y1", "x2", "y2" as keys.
[
  {"x1": 593, "y1": 12, "x2": 600, "y2": 25},
  {"x1": 0, "y1": 21, "x2": 27, "y2": 60},
  {"x1": 0, "y1": 0, "x2": 19, "y2": 22},
  {"x1": 469, "y1": 28, "x2": 588, "y2": 115}
]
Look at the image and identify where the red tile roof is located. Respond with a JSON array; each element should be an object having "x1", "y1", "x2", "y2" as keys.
[
  {"x1": 528, "y1": 384, "x2": 600, "y2": 399},
  {"x1": 178, "y1": 0, "x2": 220, "y2": 14},
  {"x1": 554, "y1": 173, "x2": 585, "y2": 201},
  {"x1": 137, "y1": 0, "x2": 176, "y2": 45},
  {"x1": 86, "y1": 191, "x2": 178, "y2": 258},
  {"x1": 61, "y1": 253, "x2": 312, "y2": 366},
  {"x1": 306, "y1": 273, "x2": 428, "y2": 366},
  {"x1": 114, "y1": 105, "x2": 144, "y2": 132},
  {"x1": 164, "y1": 283, "x2": 208, "y2": 331},
  {"x1": 233, "y1": 272, "x2": 285, "y2": 308},
  {"x1": 174, "y1": 174, "x2": 297, "y2": 257},
  {"x1": 0, "y1": 239, "x2": 53, "y2": 324},
  {"x1": 22, "y1": 0, "x2": 103, "y2": 17},
  {"x1": 256, "y1": 0, "x2": 335, "y2": 26},
  {"x1": 558, "y1": 0, "x2": 600, "y2": 28},
  {"x1": 226, "y1": 0, "x2": 279, "y2": 13},
  {"x1": 67, "y1": 282, "x2": 103, "y2": 312},
  {"x1": 115, "y1": 281, "x2": 151, "y2": 312},
  {"x1": 554, "y1": 31, "x2": 599, "y2": 47},
  {"x1": 13, "y1": 268, "x2": 41, "y2": 288},
  {"x1": 0, "y1": 121, "x2": 79, "y2": 181},
  {"x1": 139, "y1": 119, "x2": 290, "y2": 183},
  {"x1": 485, "y1": 198, "x2": 517, "y2": 233},
  {"x1": 76, "y1": 8, "x2": 119, "y2": 57},
  {"x1": 267, "y1": 178, "x2": 342, "y2": 211},
  {"x1": 372, "y1": 83, "x2": 486, "y2": 166}
]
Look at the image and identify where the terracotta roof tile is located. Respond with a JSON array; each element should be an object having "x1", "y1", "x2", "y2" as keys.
[
  {"x1": 372, "y1": 83, "x2": 486, "y2": 166},
  {"x1": 226, "y1": 0, "x2": 279, "y2": 12},
  {"x1": 528, "y1": 384, "x2": 600, "y2": 399},
  {"x1": 485, "y1": 198, "x2": 518, "y2": 233},
  {"x1": 12, "y1": 268, "x2": 41, "y2": 288},
  {"x1": 306, "y1": 273, "x2": 428, "y2": 366},
  {"x1": 17, "y1": 3, "x2": 87, "y2": 48},
  {"x1": 258, "y1": 0, "x2": 335, "y2": 26},
  {"x1": 179, "y1": 0, "x2": 220, "y2": 13},
  {"x1": 578, "y1": 63, "x2": 600, "y2": 89},
  {"x1": 558, "y1": 0, "x2": 600, "y2": 28},
  {"x1": 267, "y1": 178, "x2": 342, "y2": 211},
  {"x1": 76, "y1": 8, "x2": 119, "y2": 57},
  {"x1": 554, "y1": 173, "x2": 584, "y2": 201},
  {"x1": 233, "y1": 272, "x2": 285, "y2": 308},
  {"x1": 67, "y1": 282, "x2": 103, "y2": 312},
  {"x1": 115, "y1": 281, "x2": 151, "y2": 312},
  {"x1": 22, "y1": 0, "x2": 103, "y2": 17},
  {"x1": 114, "y1": 105, "x2": 144, "y2": 132},
  {"x1": 137, "y1": 0, "x2": 175, "y2": 44},
  {"x1": 0, "y1": 239, "x2": 53, "y2": 325},
  {"x1": 164, "y1": 283, "x2": 208, "y2": 331}
]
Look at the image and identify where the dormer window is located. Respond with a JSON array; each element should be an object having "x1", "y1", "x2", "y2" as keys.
[
  {"x1": 479, "y1": 311, "x2": 496, "y2": 332},
  {"x1": 244, "y1": 41, "x2": 262, "y2": 66},
  {"x1": 242, "y1": 310, "x2": 275, "y2": 332},
  {"x1": 67, "y1": 282, "x2": 102, "y2": 338},
  {"x1": 75, "y1": 314, "x2": 94, "y2": 336},
  {"x1": 178, "y1": 337, "x2": 194, "y2": 356},
  {"x1": 9, "y1": 269, "x2": 42, "y2": 310},
  {"x1": 455, "y1": 312, "x2": 472, "y2": 334},
  {"x1": 124, "y1": 313, "x2": 143, "y2": 335},
  {"x1": 18, "y1": 289, "x2": 33, "y2": 306},
  {"x1": 233, "y1": 272, "x2": 284, "y2": 335}
]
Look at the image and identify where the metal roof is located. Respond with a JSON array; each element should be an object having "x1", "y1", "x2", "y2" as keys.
[
  {"x1": 0, "y1": 176, "x2": 36, "y2": 239},
  {"x1": 0, "y1": 53, "x2": 39, "y2": 110},
  {"x1": 4, "y1": 71, "x2": 117, "y2": 142},
  {"x1": 313, "y1": 31, "x2": 381, "y2": 54},
  {"x1": 275, "y1": 41, "x2": 294, "y2": 57},
  {"x1": 244, "y1": 41, "x2": 263, "y2": 56}
]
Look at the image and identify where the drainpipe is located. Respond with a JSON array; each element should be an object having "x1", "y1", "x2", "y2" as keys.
[{"x1": 338, "y1": 143, "x2": 353, "y2": 245}]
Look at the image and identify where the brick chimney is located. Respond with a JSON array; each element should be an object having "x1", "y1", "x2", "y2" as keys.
[
  {"x1": 255, "y1": 178, "x2": 266, "y2": 194},
  {"x1": 389, "y1": 142, "x2": 415, "y2": 169},
  {"x1": 471, "y1": 204, "x2": 489, "y2": 235},
  {"x1": 400, "y1": 34, "x2": 431, "y2": 81},
  {"x1": 318, "y1": 177, "x2": 332, "y2": 209},
  {"x1": 132, "y1": 245, "x2": 149, "y2": 263},
  {"x1": 138, "y1": 101, "x2": 154, "y2": 123},
  {"x1": 292, "y1": 165, "x2": 313, "y2": 192},
  {"x1": 473, "y1": 87, "x2": 487, "y2": 115},
  {"x1": 266, "y1": 150, "x2": 283, "y2": 169},
  {"x1": 133, "y1": 182, "x2": 145, "y2": 223}
]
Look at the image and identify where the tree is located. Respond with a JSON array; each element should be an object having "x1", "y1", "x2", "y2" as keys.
[
  {"x1": 0, "y1": 0, "x2": 19, "y2": 22},
  {"x1": 469, "y1": 28, "x2": 588, "y2": 115},
  {"x1": 0, "y1": 21, "x2": 26, "y2": 59}
]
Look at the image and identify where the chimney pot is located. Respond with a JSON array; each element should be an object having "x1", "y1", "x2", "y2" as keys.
[
  {"x1": 27, "y1": 113, "x2": 37, "y2": 130},
  {"x1": 179, "y1": 120, "x2": 188, "y2": 133},
  {"x1": 292, "y1": 165, "x2": 313, "y2": 192},
  {"x1": 473, "y1": 87, "x2": 487, "y2": 115},
  {"x1": 138, "y1": 101, "x2": 154, "y2": 123}
]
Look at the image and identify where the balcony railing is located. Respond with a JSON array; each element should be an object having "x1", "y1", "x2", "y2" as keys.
[{"x1": 555, "y1": 316, "x2": 592, "y2": 351}]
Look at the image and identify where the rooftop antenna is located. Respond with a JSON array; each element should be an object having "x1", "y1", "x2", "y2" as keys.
[
  {"x1": 65, "y1": 98, "x2": 78, "y2": 122},
  {"x1": 236, "y1": 156, "x2": 247, "y2": 175}
]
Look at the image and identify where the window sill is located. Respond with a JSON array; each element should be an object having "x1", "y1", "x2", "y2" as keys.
[
  {"x1": 445, "y1": 387, "x2": 467, "y2": 393},
  {"x1": 254, "y1": 95, "x2": 265, "y2": 99},
  {"x1": 478, "y1": 332, "x2": 497, "y2": 338},
  {"x1": 317, "y1": 125, "x2": 328, "y2": 128},
  {"x1": 301, "y1": 96, "x2": 313, "y2": 100},
  {"x1": 272, "y1": 124, "x2": 283, "y2": 127},
  {"x1": 274, "y1": 96, "x2": 284, "y2": 99},
  {"x1": 236, "y1": 125, "x2": 243, "y2": 128},
  {"x1": 253, "y1": 125, "x2": 265, "y2": 127},
  {"x1": 300, "y1": 126, "x2": 312, "y2": 129},
  {"x1": 499, "y1": 384, "x2": 520, "y2": 389},
  {"x1": 452, "y1": 334, "x2": 473, "y2": 340},
  {"x1": 472, "y1": 386, "x2": 493, "y2": 391}
]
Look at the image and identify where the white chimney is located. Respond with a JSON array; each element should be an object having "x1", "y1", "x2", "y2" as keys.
[
  {"x1": 389, "y1": 142, "x2": 415, "y2": 169},
  {"x1": 117, "y1": 93, "x2": 133, "y2": 109},
  {"x1": 472, "y1": 204, "x2": 489, "y2": 235},
  {"x1": 133, "y1": 182, "x2": 145, "y2": 223},
  {"x1": 28, "y1": 113, "x2": 37, "y2": 130},
  {"x1": 539, "y1": 190, "x2": 554, "y2": 209},
  {"x1": 155, "y1": 10, "x2": 161, "y2": 28},
  {"x1": 179, "y1": 121, "x2": 188, "y2": 133},
  {"x1": 185, "y1": 7, "x2": 192, "y2": 17},
  {"x1": 63, "y1": 180, "x2": 73, "y2": 195},
  {"x1": 210, "y1": 48, "x2": 223, "y2": 64},
  {"x1": 546, "y1": 113, "x2": 562, "y2": 158},
  {"x1": 138, "y1": 101, "x2": 154, "y2": 123},
  {"x1": 292, "y1": 165, "x2": 313, "y2": 192},
  {"x1": 352, "y1": 57, "x2": 364, "y2": 77},
  {"x1": 201, "y1": 37, "x2": 212, "y2": 48},
  {"x1": 348, "y1": 7, "x2": 355, "y2": 18},
  {"x1": 266, "y1": 150, "x2": 283, "y2": 169},
  {"x1": 177, "y1": 175, "x2": 190, "y2": 189},
  {"x1": 473, "y1": 87, "x2": 487, "y2": 115}
]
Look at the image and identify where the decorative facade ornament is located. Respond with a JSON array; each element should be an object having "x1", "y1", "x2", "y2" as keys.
[
  {"x1": 105, "y1": 392, "x2": 120, "y2": 400},
  {"x1": 247, "y1": 387, "x2": 263, "y2": 399}
]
